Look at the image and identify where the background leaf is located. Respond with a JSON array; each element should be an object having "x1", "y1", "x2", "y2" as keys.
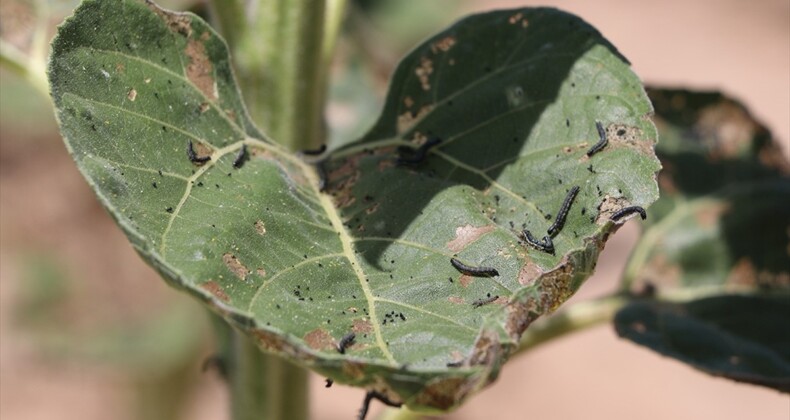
[
  {"x1": 49, "y1": 0, "x2": 659, "y2": 409},
  {"x1": 615, "y1": 88, "x2": 790, "y2": 392}
]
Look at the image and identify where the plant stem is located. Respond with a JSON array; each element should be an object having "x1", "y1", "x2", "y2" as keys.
[
  {"x1": 0, "y1": 39, "x2": 49, "y2": 97},
  {"x1": 514, "y1": 294, "x2": 628, "y2": 354},
  {"x1": 229, "y1": 332, "x2": 309, "y2": 420},
  {"x1": 206, "y1": 1, "x2": 346, "y2": 419},
  {"x1": 211, "y1": 0, "x2": 329, "y2": 151}
]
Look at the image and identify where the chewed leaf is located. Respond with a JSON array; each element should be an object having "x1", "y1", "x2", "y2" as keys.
[
  {"x1": 49, "y1": 0, "x2": 659, "y2": 410},
  {"x1": 614, "y1": 88, "x2": 790, "y2": 392}
]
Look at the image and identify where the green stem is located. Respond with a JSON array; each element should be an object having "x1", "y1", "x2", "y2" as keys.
[
  {"x1": 208, "y1": 312, "x2": 309, "y2": 420},
  {"x1": 211, "y1": 0, "x2": 329, "y2": 151},
  {"x1": 515, "y1": 294, "x2": 628, "y2": 354},
  {"x1": 206, "y1": 1, "x2": 346, "y2": 419},
  {"x1": 230, "y1": 332, "x2": 309, "y2": 420},
  {"x1": 0, "y1": 39, "x2": 49, "y2": 97}
]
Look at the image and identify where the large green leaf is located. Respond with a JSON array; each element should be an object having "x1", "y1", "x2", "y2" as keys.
[
  {"x1": 49, "y1": 0, "x2": 659, "y2": 409},
  {"x1": 615, "y1": 88, "x2": 790, "y2": 392}
]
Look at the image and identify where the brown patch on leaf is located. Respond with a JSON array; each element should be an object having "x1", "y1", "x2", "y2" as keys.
[
  {"x1": 630, "y1": 322, "x2": 647, "y2": 333},
  {"x1": 446, "y1": 224, "x2": 496, "y2": 252},
  {"x1": 365, "y1": 203, "x2": 380, "y2": 215},
  {"x1": 199, "y1": 102, "x2": 210, "y2": 113},
  {"x1": 468, "y1": 330, "x2": 502, "y2": 367},
  {"x1": 537, "y1": 261, "x2": 576, "y2": 313},
  {"x1": 222, "y1": 253, "x2": 250, "y2": 280},
  {"x1": 126, "y1": 88, "x2": 137, "y2": 101},
  {"x1": 657, "y1": 166, "x2": 678, "y2": 196},
  {"x1": 694, "y1": 202, "x2": 729, "y2": 227},
  {"x1": 459, "y1": 275, "x2": 473, "y2": 287},
  {"x1": 397, "y1": 104, "x2": 434, "y2": 133},
  {"x1": 413, "y1": 376, "x2": 470, "y2": 411},
  {"x1": 505, "y1": 299, "x2": 538, "y2": 341},
  {"x1": 606, "y1": 123, "x2": 656, "y2": 157},
  {"x1": 254, "y1": 220, "x2": 266, "y2": 235},
  {"x1": 146, "y1": 2, "x2": 192, "y2": 37},
  {"x1": 508, "y1": 12, "x2": 528, "y2": 26},
  {"x1": 352, "y1": 318, "x2": 373, "y2": 334},
  {"x1": 518, "y1": 260, "x2": 543, "y2": 286},
  {"x1": 448, "y1": 296, "x2": 465, "y2": 304},
  {"x1": 415, "y1": 57, "x2": 433, "y2": 91},
  {"x1": 200, "y1": 280, "x2": 229, "y2": 302},
  {"x1": 431, "y1": 36, "x2": 456, "y2": 54},
  {"x1": 727, "y1": 258, "x2": 758, "y2": 287},
  {"x1": 304, "y1": 328, "x2": 335, "y2": 351},
  {"x1": 403, "y1": 96, "x2": 414, "y2": 108},
  {"x1": 639, "y1": 253, "x2": 681, "y2": 287},
  {"x1": 256, "y1": 268, "x2": 266, "y2": 277},
  {"x1": 696, "y1": 101, "x2": 759, "y2": 160},
  {"x1": 185, "y1": 33, "x2": 217, "y2": 100}
]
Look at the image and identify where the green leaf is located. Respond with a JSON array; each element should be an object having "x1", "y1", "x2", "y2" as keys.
[
  {"x1": 622, "y1": 88, "x2": 789, "y2": 294},
  {"x1": 49, "y1": 0, "x2": 659, "y2": 409},
  {"x1": 615, "y1": 295, "x2": 790, "y2": 392},
  {"x1": 615, "y1": 88, "x2": 790, "y2": 392}
]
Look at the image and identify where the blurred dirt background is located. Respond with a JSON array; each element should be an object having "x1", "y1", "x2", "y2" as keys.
[{"x1": 1, "y1": 0, "x2": 788, "y2": 419}]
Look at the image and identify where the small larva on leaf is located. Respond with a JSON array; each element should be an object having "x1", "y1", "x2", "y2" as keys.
[
  {"x1": 472, "y1": 294, "x2": 499, "y2": 308},
  {"x1": 522, "y1": 229, "x2": 555, "y2": 255},
  {"x1": 232, "y1": 144, "x2": 248, "y2": 168},
  {"x1": 611, "y1": 205, "x2": 647, "y2": 221},
  {"x1": 336, "y1": 332, "x2": 356, "y2": 354},
  {"x1": 450, "y1": 257, "x2": 499, "y2": 277},
  {"x1": 547, "y1": 186, "x2": 579, "y2": 237},
  {"x1": 586, "y1": 121, "x2": 608, "y2": 156},
  {"x1": 187, "y1": 140, "x2": 211, "y2": 163},
  {"x1": 397, "y1": 137, "x2": 442, "y2": 165}
]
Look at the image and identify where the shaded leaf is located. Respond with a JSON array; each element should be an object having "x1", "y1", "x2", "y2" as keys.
[
  {"x1": 615, "y1": 295, "x2": 790, "y2": 392},
  {"x1": 615, "y1": 88, "x2": 790, "y2": 392},
  {"x1": 622, "y1": 88, "x2": 789, "y2": 294},
  {"x1": 49, "y1": 0, "x2": 659, "y2": 409}
]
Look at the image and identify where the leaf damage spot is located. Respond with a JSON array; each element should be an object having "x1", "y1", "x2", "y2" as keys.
[
  {"x1": 222, "y1": 253, "x2": 251, "y2": 280},
  {"x1": 304, "y1": 328, "x2": 336, "y2": 351},
  {"x1": 415, "y1": 57, "x2": 433, "y2": 91},
  {"x1": 430, "y1": 36, "x2": 456, "y2": 54},
  {"x1": 595, "y1": 194, "x2": 631, "y2": 224},
  {"x1": 256, "y1": 267, "x2": 266, "y2": 277},
  {"x1": 517, "y1": 260, "x2": 543, "y2": 285},
  {"x1": 185, "y1": 32, "x2": 218, "y2": 100},
  {"x1": 397, "y1": 105, "x2": 434, "y2": 133},
  {"x1": 352, "y1": 318, "x2": 373, "y2": 334},
  {"x1": 147, "y1": 2, "x2": 192, "y2": 37},
  {"x1": 448, "y1": 296, "x2": 465, "y2": 304},
  {"x1": 505, "y1": 85, "x2": 525, "y2": 107},
  {"x1": 254, "y1": 220, "x2": 267, "y2": 235},
  {"x1": 200, "y1": 280, "x2": 230, "y2": 302},
  {"x1": 447, "y1": 224, "x2": 496, "y2": 252},
  {"x1": 508, "y1": 12, "x2": 528, "y2": 27},
  {"x1": 459, "y1": 275, "x2": 473, "y2": 287},
  {"x1": 126, "y1": 88, "x2": 137, "y2": 101}
]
